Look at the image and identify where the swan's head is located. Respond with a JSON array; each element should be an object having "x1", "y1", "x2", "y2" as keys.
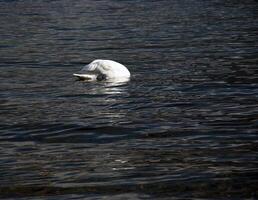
[{"x1": 73, "y1": 59, "x2": 130, "y2": 82}]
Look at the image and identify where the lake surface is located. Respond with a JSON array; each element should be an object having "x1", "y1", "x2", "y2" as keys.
[{"x1": 0, "y1": 0, "x2": 258, "y2": 199}]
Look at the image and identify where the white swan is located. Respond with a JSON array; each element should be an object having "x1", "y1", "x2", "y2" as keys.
[{"x1": 73, "y1": 59, "x2": 130, "y2": 81}]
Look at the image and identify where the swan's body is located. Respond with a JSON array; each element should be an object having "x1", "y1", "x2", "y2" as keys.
[{"x1": 73, "y1": 59, "x2": 130, "y2": 81}]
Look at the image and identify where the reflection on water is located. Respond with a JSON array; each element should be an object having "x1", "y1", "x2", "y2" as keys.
[
  {"x1": 0, "y1": 0, "x2": 258, "y2": 199},
  {"x1": 77, "y1": 78, "x2": 130, "y2": 95}
]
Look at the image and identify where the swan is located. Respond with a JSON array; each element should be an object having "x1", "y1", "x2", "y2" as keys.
[{"x1": 73, "y1": 59, "x2": 130, "y2": 81}]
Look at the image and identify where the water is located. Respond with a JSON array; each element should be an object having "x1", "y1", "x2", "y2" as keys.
[{"x1": 0, "y1": 0, "x2": 258, "y2": 199}]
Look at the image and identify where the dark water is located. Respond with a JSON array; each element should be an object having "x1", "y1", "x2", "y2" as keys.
[{"x1": 0, "y1": 0, "x2": 258, "y2": 199}]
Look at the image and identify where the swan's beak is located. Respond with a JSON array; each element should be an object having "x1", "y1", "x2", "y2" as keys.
[{"x1": 73, "y1": 73, "x2": 96, "y2": 81}]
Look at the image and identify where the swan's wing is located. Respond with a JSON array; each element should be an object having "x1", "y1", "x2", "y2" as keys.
[
  {"x1": 78, "y1": 61, "x2": 112, "y2": 74},
  {"x1": 101, "y1": 60, "x2": 131, "y2": 78},
  {"x1": 73, "y1": 60, "x2": 130, "y2": 81},
  {"x1": 73, "y1": 62, "x2": 99, "y2": 80},
  {"x1": 79, "y1": 62, "x2": 98, "y2": 73},
  {"x1": 95, "y1": 60, "x2": 129, "y2": 77}
]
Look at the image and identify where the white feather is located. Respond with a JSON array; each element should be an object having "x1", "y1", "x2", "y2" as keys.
[{"x1": 73, "y1": 59, "x2": 130, "y2": 81}]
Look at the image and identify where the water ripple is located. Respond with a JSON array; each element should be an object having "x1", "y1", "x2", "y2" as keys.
[{"x1": 0, "y1": 0, "x2": 258, "y2": 199}]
